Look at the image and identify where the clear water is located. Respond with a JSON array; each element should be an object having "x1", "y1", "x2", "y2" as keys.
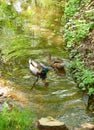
[{"x1": 2, "y1": 52, "x2": 94, "y2": 129}]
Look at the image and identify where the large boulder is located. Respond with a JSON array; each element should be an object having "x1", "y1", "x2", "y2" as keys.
[{"x1": 37, "y1": 116, "x2": 69, "y2": 130}]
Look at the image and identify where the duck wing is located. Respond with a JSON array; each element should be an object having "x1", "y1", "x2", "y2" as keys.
[
  {"x1": 31, "y1": 60, "x2": 39, "y2": 68},
  {"x1": 29, "y1": 59, "x2": 41, "y2": 75},
  {"x1": 29, "y1": 63, "x2": 39, "y2": 76}
]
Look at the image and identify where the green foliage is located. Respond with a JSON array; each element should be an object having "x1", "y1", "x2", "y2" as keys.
[
  {"x1": 64, "y1": 0, "x2": 80, "y2": 19},
  {"x1": 64, "y1": 0, "x2": 94, "y2": 95},
  {"x1": 64, "y1": 0, "x2": 91, "y2": 20},
  {"x1": 0, "y1": 1, "x2": 26, "y2": 34},
  {"x1": 0, "y1": 105, "x2": 35, "y2": 130},
  {"x1": 68, "y1": 59, "x2": 94, "y2": 95},
  {"x1": 0, "y1": 2, "x2": 17, "y2": 31},
  {"x1": 64, "y1": 19, "x2": 93, "y2": 48},
  {"x1": 0, "y1": 1, "x2": 31, "y2": 61},
  {"x1": 2, "y1": 35, "x2": 32, "y2": 60},
  {"x1": 70, "y1": 49, "x2": 78, "y2": 58},
  {"x1": 64, "y1": 0, "x2": 94, "y2": 48}
]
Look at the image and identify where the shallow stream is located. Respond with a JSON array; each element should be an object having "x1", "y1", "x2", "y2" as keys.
[{"x1": 2, "y1": 50, "x2": 94, "y2": 129}]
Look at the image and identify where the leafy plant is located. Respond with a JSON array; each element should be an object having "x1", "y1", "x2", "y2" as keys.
[
  {"x1": 64, "y1": 0, "x2": 94, "y2": 96},
  {"x1": 64, "y1": 0, "x2": 94, "y2": 49},
  {"x1": 0, "y1": 105, "x2": 35, "y2": 130},
  {"x1": 68, "y1": 59, "x2": 94, "y2": 95},
  {"x1": 64, "y1": 20, "x2": 93, "y2": 48}
]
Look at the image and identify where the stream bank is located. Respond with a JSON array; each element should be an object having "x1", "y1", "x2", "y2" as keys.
[
  {"x1": 0, "y1": 77, "x2": 31, "y2": 111},
  {"x1": 64, "y1": 0, "x2": 94, "y2": 111}
]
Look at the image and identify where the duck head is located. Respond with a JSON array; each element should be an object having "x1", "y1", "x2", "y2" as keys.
[{"x1": 42, "y1": 66, "x2": 51, "y2": 73}]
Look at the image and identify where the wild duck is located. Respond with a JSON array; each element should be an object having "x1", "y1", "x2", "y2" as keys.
[
  {"x1": 29, "y1": 59, "x2": 50, "y2": 88},
  {"x1": 45, "y1": 52, "x2": 66, "y2": 75}
]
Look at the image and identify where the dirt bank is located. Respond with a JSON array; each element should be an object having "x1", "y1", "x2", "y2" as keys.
[{"x1": 0, "y1": 77, "x2": 30, "y2": 110}]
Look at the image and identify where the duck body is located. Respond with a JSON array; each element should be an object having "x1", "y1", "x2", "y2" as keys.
[
  {"x1": 29, "y1": 59, "x2": 50, "y2": 87},
  {"x1": 51, "y1": 61, "x2": 66, "y2": 74},
  {"x1": 46, "y1": 52, "x2": 66, "y2": 75},
  {"x1": 29, "y1": 59, "x2": 40, "y2": 76}
]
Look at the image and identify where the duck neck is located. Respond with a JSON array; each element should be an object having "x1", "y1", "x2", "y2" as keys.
[{"x1": 48, "y1": 53, "x2": 51, "y2": 61}]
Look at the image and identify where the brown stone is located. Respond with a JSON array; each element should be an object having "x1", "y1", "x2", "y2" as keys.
[
  {"x1": 81, "y1": 123, "x2": 94, "y2": 130},
  {"x1": 37, "y1": 117, "x2": 69, "y2": 130}
]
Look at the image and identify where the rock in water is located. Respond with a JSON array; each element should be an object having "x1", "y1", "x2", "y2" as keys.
[
  {"x1": 37, "y1": 117, "x2": 69, "y2": 130},
  {"x1": 81, "y1": 123, "x2": 94, "y2": 130}
]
